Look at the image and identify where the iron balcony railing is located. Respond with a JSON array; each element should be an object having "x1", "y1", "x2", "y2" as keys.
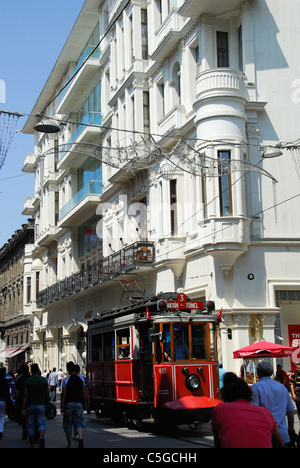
[{"x1": 36, "y1": 241, "x2": 155, "y2": 308}]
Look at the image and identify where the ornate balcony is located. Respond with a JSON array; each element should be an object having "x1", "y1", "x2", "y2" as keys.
[
  {"x1": 196, "y1": 68, "x2": 245, "y2": 101},
  {"x1": 36, "y1": 241, "x2": 155, "y2": 308},
  {"x1": 200, "y1": 216, "x2": 251, "y2": 274}
]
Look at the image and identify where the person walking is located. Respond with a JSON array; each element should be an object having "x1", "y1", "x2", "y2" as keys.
[
  {"x1": 290, "y1": 361, "x2": 300, "y2": 420},
  {"x1": 251, "y1": 360, "x2": 295, "y2": 447},
  {"x1": 57, "y1": 369, "x2": 64, "y2": 391},
  {"x1": 218, "y1": 362, "x2": 227, "y2": 389},
  {"x1": 72, "y1": 364, "x2": 90, "y2": 441},
  {"x1": 61, "y1": 361, "x2": 89, "y2": 448},
  {"x1": 22, "y1": 363, "x2": 49, "y2": 448},
  {"x1": 0, "y1": 367, "x2": 12, "y2": 439},
  {"x1": 15, "y1": 364, "x2": 30, "y2": 439},
  {"x1": 275, "y1": 364, "x2": 290, "y2": 391},
  {"x1": 48, "y1": 367, "x2": 59, "y2": 402},
  {"x1": 212, "y1": 372, "x2": 283, "y2": 448}
]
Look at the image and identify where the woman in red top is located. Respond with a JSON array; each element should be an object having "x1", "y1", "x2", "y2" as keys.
[{"x1": 212, "y1": 372, "x2": 284, "y2": 448}]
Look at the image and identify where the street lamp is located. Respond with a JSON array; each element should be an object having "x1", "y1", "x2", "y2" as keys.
[
  {"x1": 159, "y1": 159, "x2": 175, "y2": 179},
  {"x1": 262, "y1": 147, "x2": 283, "y2": 158},
  {"x1": 34, "y1": 118, "x2": 60, "y2": 134}
]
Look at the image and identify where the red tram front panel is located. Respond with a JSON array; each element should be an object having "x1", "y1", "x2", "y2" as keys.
[{"x1": 153, "y1": 362, "x2": 219, "y2": 408}]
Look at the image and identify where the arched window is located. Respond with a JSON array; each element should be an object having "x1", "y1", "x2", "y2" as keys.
[{"x1": 171, "y1": 62, "x2": 181, "y2": 106}]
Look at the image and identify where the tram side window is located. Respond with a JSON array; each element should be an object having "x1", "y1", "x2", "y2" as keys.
[
  {"x1": 163, "y1": 324, "x2": 171, "y2": 362},
  {"x1": 210, "y1": 322, "x2": 217, "y2": 361},
  {"x1": 91, "y1": 334, "x2": 102, "y2": 361},
  {"x1": 116, "y1": 328, "x2": 131, "y2": 359},
  {"x1": 103, "y1": 331, "x2": 115, "y2": 361},
  {"x1": 154, "y1": 324, "x2": 163, "y2": 363},
  {"x1": 192, "y1": 325, "x2": 207, "y2": 359}
]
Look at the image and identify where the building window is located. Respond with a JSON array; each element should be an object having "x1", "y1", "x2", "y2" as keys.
[
  {"x1": 36, "y1": 271, "x2": 40, "y2": 297},
  {"x1": 76, "y1": 81, "x2": 101, "y2": 131},
  {"x1": 131, "y1": 95, "x2": 135, "y2": 132},
  {"x1": 170, "y1": 179, "x2": 177, "y2": 236},
  {"x1": 217, "y1": 31, "x2": 229, "y2": 67},
  {"x1": 157, "y1": 79, "x2": 165, "y2": 120},
  {"x1": 143, "y1": 91, "x2": 150, "y2": 135},
  {"x1": 141, "y1": 9, "x2": 148, "y2": 60},
  {"x1": 78, "y1": 215, "x2": 102, "y2": 258},
  {"x1": 55, "y1": 191, "x2": 59, "y2": 225},
  {"x1": 156, "y1": 0, "x2": 162, "y2": 26},
  {"x1": 54, "y1": 139, "x2": 59, "y2": 171},
  {"x1": 77, "y1": 157, "x2": 102, "y2": 193},
  {"x1": 238, "y1": 26, "x2": 243, "y2": 72},
  {"x1": 172, "y1": 62, "x2": 181, "y2": 106},
  {"x1": 26, "y1": 277, "x2": 31, "y2": 304},
  {"x1": 130, "y1": 15, "x2": 133, "y2": 62},
  {"x1": 218, "y1": 151, "x2": 232, "y2": 216}
]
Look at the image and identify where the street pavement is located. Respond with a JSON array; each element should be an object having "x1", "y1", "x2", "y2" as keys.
[
  {"x1": 0, "y1": 393, "x2": 215, "y2": 452},
  {"x1": 1, "y1": 392, "x2": 298, "y2": 454}
]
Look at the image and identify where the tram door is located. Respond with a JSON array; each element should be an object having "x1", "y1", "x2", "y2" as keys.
[{"x1": 138, "y1": 323, "x2": 154, "y2": 403}]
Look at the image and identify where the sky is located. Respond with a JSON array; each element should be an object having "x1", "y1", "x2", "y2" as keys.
[{"x1": 0, "y1": 0, "x2": 85, "y2": 246}]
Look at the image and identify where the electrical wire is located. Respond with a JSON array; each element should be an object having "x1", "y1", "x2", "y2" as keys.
[{"x1": 39, "y1": 0, "x2": 132, "y2": 116}]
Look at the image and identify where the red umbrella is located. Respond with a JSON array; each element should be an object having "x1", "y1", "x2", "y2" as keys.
[
  {"x1": 233, "y1": 340, "x2": 294, "y2": 359},
  {"x1": 164, "y1": 395, "x2": 222, "y2": 410}
]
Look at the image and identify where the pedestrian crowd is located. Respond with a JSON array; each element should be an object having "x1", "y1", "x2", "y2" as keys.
[
  {"x1": 214, "y1": 360, "x2": 300, "y2": 448},
  {"x1": 0, "y1": 361, "x2": 89, "y2": 448},
  {"x1": 0, "y1": 359, "x2": 299, "y2": 449}
]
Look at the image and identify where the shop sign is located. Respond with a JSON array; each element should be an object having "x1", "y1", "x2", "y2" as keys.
[{"x1": 288, "y1": 324, "x2": 300, "y2": 371}]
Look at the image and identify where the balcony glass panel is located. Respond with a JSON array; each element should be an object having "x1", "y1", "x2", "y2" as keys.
[
  {"x1": 59, "y1": 81, "x2": 101, "y2": 161},
  {"x1": 78, "y1": 215, "x2": 102, "y2": 257},
  {"x1": 58, "y1": 23, "x2": 100, "y2": 103},
  {"x1": 59, "y1": 180, "x2": 102, "y2": 220}
]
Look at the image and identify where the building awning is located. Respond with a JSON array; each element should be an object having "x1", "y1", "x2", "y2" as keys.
[{"x1": 0, "y1": 347, "x2": 27, "y2": 360}]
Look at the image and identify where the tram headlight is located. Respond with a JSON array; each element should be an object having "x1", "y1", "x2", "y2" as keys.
[{"x1": 185, "y1": 373, "x2": 201, "y2": 391}]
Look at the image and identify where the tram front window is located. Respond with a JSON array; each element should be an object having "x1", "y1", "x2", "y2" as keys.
[
  {"x1": 192, "y1": 325, "x2": 207, "y2": 359},
  {"x1": 173, "y1": 326, "x2": 189, "y2": 361},
  {"x1": 155, "y1": 322, "x2": 209, "y2": 363}
]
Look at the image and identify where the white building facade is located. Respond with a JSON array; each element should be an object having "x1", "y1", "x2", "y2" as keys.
[{"x1": 22, "y1": 0, "x2": 300, "y2": 374}]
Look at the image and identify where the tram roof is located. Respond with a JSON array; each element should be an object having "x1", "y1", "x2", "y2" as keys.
[{"x1": 87, "y1": 293, "x2": 217, "y2": 328}]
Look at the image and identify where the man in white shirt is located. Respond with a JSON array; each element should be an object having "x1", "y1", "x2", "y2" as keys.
[
  {"x1": 57, "y1": 369, "x2": 64, "y2": 391},
  {"x1": 48, "y1": 368, "x2": 59, "y2": 402}
]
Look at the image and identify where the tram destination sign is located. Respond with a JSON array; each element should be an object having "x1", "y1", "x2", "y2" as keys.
[
  {"x1": 167, "y1": 300, "x2": 204, "y2": 309},
  {"x1": 167, "y1": 294, "x2": 204, "y2": 310}
]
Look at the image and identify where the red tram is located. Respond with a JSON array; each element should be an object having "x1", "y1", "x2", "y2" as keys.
[{"x1": 86, "y1": 293, "x2": 222, "y2": 428}]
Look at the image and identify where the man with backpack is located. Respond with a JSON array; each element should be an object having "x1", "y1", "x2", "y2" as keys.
[{"x1": 60, "y1": 361, "x2": 89, "y2": 448}]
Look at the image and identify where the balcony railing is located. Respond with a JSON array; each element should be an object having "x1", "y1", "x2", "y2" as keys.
[
  {"x1": 36, "y1": 241, "x2": 155, "y2": 308},
  {"x1": 59, "y1": 181, "x2": 102, "y2": 220},
  {"x1": 196, "y1": 68, "x2": 245, "y2": 101},
  {"x1": 59, "y1": 112, "x2": 101, "y2": 162}
]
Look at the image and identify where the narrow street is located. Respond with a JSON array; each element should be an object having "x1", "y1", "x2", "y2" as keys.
[
  {"x1": 0, "y1": 392, "x2": 215, "y2": 457},
  {"x1": 0, "y1": 408, "x2": 214, "y2": 450}
]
